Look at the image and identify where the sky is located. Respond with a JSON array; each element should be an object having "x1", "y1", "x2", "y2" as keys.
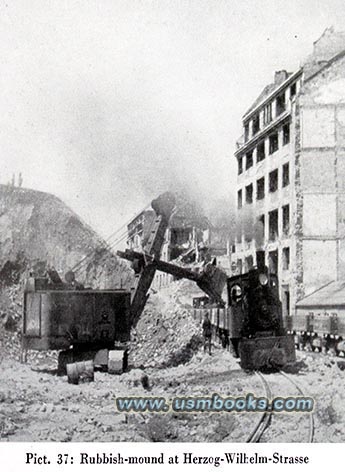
[{"x1": 1, "y1": 0, "x2": 345, "y2": 239}]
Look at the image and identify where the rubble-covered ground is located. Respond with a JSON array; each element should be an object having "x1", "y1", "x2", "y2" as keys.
[{"x1": 1, "y1": 279, "x2": 345, "y2": 442}]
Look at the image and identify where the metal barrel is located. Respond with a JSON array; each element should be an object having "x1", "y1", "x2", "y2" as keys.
[{"x1": 67, "y1": 360, "x2": 94, "y2": 384}]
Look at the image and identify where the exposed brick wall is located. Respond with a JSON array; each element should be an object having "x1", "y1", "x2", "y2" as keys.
[
  {"x1": 298, "y1": 52, "x2": 345, "y2": 301},
  {"x1": 302, "y1": 53, "x2": 345, "y2": 105},
  {"x1": 293, "y1": 101, "x2": 304, "y2": 304},
  {"x1": 301, "y1": 107, "x2": 335, "y2": 147},
  {"x1": 300, "y1": 149, "x2": 336, "y2": 193},
  {"x1": 335, "y1": 110, "x2": 345, "y2": 193},
  {"x1": 303, "y1": 194, "x2": 337, "y2": 236}
]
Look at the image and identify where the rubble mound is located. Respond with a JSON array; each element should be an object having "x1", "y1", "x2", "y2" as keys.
[
  {"x1": 0, "y1": 185, "x2": 132, "y2": 289},
  {"x1": 129, "y1": 281, "x2": 204, "y2": 368}
]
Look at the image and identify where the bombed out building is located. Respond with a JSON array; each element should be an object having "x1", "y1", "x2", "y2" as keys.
[
  {"x1": 127, "y1": 195, "x2": 231, "y2": 288},
  {"x1": 233, "y1": 27, "x2": 345, "y2": 317}
]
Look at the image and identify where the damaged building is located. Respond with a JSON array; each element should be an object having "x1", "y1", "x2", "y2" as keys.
[
  {"x1": 127, "y1": 195, "x2": 230, "y2": 288},
  {"x1": 233, "y1": 27, "x2": 345, "y2": 317}
]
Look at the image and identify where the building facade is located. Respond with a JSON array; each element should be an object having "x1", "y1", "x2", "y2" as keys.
[
  {"x1": 233, "y1": 28, "x2": 345, "y2": 316},
  {"x1": 126, "y1": 196, "x2": 212, "y2": 288}
]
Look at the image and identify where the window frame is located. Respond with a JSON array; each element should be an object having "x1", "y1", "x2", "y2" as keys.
[
  {"x1": 238, "y1": 155, "x2": 243, "y2": 175},
  {"x1": 283, "y1": 123, "x2": 290, "y2": 145},
  {"x1": 282, "y1": 204, "x2": 290, "y2": 235},
  {"x1": 269, "y1": 132, "x2": 279, "y2": 155},
  {"x1": 252, "y1": 113, "x2": 260, "y2": 135},
  {"x1": 257, "y1": 141, "x2": 266, "y2": 162},
  {"x1": 245, "y1": 150, "x2": 254, "y2": 170},
  {"x1": 237, "y1": 189, "x2": 243, "y2": 209},
  {"x1": 269, "y1": 209, "x2": 279, "y2": 241},
  {"x1": 256, "y1": 176, "x2": 265, "y2": 200},
  {"x1": 282, "y1": 162, "x2": 289, "y2": 187},
  {"x1": 276, "y1": 92, "x2": 286, "y2": 116},
  {"x1": 245, "y1": 183, "x2": 253, "y2": 204},
  {"x1": 269, "y1": 169, "x2": 279, "y2": 193}
]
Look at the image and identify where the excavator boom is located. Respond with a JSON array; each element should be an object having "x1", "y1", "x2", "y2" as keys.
[
  {"x1": 122, "y1": 192, "x2": 176, "y2": 326},
  {"x1": 118, "y1": 195, "x2": 227, "y2": 323}
]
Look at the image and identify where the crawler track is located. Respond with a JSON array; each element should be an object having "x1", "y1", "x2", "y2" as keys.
[{"x1": 247, "y1": 371, "x2": 314, "y2": 443}]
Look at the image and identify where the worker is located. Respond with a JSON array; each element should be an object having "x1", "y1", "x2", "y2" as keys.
[
  {"x1": 202, "y1": 312, "x2": 212, "y2": 355},
  {"x1": 220, "y1": 329, "x2": 230, "y2": 350}
]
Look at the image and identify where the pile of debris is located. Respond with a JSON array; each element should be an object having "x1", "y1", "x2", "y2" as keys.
[
  {"x1": 129, "y1": 281, "x2": 204, "y2": 369},
  {"x1": 0, "y1": 281, "x2": 23, "y2": 362}
]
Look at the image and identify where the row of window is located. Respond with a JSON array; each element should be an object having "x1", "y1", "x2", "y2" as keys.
[
  {"x1": 237, "y1": 204, "x2": 290, "y2": 251},
  {"x1": 238, "y1": 204, "x2": 290, "y2": 244},
  {"x1": 237, "y1": 246, "x2": 290, "y2": 276},
  {"x1": 238, "y1": 163, "x2": 289, "y2": 207},
  {"x1": 238, "y1": 123, "x2": 290, "y2": 175},
  {"x1": 248, "y1": 205, "x2": 290, "y2": 242},
  {"x1": 244, "y1": 82, "x2": 297, "y2": 142}
]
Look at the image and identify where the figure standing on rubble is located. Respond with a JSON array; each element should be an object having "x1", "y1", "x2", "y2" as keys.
[{"x1": 202, "y1": 312, "x2": 212, "y2": 355}]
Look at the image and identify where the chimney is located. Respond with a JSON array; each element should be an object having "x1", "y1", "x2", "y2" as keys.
[{"x1": 274, "y1": 70, "x2": 289, "y2": 85}]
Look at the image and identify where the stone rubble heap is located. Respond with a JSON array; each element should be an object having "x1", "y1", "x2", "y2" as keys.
[{"x1": 129, "y1": 281, "x2": 204, "y2": 369}]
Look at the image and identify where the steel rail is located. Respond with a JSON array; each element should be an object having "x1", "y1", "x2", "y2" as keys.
[
  {"x1": 279, "y1": 371, "x2": 314, "y2": 443},
  {"x1": 246, "y1": 371, "x2": 273, "y2": 443}
]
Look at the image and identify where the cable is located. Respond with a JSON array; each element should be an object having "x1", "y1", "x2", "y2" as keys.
[
  {"x1": 72, "y1": 203, "x2": 151, "y2": 273},
  {"x1": 74, "y1": 229, "x2": 129, "y2": 274},
  {"x1": 75, "y1": 230, "x2": 132, "y2": 277},
  {"x1": 72, "y1": 227, "x2": 128, "y2": 272},
  {"x1": 73, "y1": 193, "x2": 193, "y2": 276}
]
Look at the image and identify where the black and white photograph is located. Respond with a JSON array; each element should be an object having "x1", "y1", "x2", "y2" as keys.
[{"x1": 0, "y1": 0, "x2": 345, "y2": 457}]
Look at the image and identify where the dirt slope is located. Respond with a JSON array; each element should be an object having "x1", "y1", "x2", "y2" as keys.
[{"x1": 0, "y1": 184, "x2": 132, "y2": 289}]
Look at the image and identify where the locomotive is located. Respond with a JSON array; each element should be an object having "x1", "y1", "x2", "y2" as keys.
[
  {"x1": 192, "y1": 267, "x2": 296, "y2": 370},
  {"x1": 194, "y1": 272, "x2": 345, "y2": 362}
]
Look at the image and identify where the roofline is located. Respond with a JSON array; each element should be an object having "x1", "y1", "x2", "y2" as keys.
[
  {"x1": 304, "y1": 48, "x2": 345, "y2": 83},
  {"x1": 242, "y1": 45, "x2": 345, "y2": 122},
  {"x1": 234, "y1": 112, "x2": 290, "y2": 157},
  {"x1": 242, "y1": 69, "x2": 303, "y2": 122},
  {"x1": 296, "y1": 303, "x2": 344, "y2": 308},
  {"x1": 295, "y1": 280, "x2": 335, "y2": 306}
]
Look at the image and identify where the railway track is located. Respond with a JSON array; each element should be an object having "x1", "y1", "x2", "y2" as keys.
[
  {"x1": 247, "y1": 371, "x2": 314, "y2": 443},
  {"x1": 246, "y1": 371, "x2": 273, "y2": 443}
]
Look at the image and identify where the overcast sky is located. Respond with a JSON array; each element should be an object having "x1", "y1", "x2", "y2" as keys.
[{"x1": 1, "y1": 0, "x2": 345, "y2": 238}]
